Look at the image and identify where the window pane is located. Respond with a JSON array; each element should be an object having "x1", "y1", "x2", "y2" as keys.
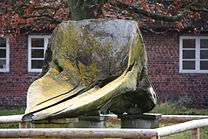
[
  {"x1": 31, "y1": 60, "x2": 43, "y2": 69},
  {"x1": 183, "y1": 39, "x2": 195, "y2": 48},
  {"x1": 0, "y1": 38, "x2": 6, "y2": 48},
  {"x1": 200, "y1": 61, "x2": 208, "y2": 70},
  {"x1": 31, "y1": 38, "x2": 44, "y2": 48},
  {"x1": 183, "y1": 61, "x2": 195, "y2": 70},
  {"x1": 200, "y1": 50, "x2": 208, "y2": 59},
  {"x1": 0, "y1": 49, "x2": 6, "y2": 58},
  {"x1": 0, "y1": 60, "x2": 6, "y2": 69},
  {"x1": 32, "y1": 49, "x2": 44, "y2": 58},
  {"x1": 183, "y1": 50, "x2": 195, "y2": 59},
  {"x1": 200, "y1": 39, "x2": 208, "y2": 48}
]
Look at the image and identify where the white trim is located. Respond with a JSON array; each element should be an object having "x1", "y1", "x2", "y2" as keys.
[
  {"x1": 179, "y1": 36, "x2": 208, "y2": 73},
  {"x1": 0, "y1": 38, "x2": 9, "y2": 72},
  {"x1": 28, "y1": 35, "x2": 50, "y2": 72},
  {"x1": 196, "y1": 38, "x2": 200, "y2": 71}
]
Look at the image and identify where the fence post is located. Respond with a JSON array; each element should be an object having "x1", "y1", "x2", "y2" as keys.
[
  {"x1": 19, "y1": 121, "x2": 30, "y2": 128},
  {"x1": 191, "y1": 128, "x2": 200, "y2": 139},
  {"x1": 151, "y1": 136, "x2": 160, "y2": 139}
]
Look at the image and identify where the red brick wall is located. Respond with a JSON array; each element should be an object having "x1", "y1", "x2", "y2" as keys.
[
  {"x1": 0, "y1": 32, "x2": 207, "y2": 107},
  {"x1": 143, "y1": 31, "x2": 208, "y2": 108},
  {"x1": 0, "y1": 35, "x2": 38, "y2": 106}
]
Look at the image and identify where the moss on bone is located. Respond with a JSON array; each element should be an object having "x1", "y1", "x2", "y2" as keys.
[{"x1": 50, "y1": 23, "x2": 129, "y2": 86}]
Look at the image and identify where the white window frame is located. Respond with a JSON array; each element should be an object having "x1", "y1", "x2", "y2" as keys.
[
  {"x1": 0, "y1": 38, "x2": 10, "y2": 72},
  {"x1": 179, "y1": 36, "x2": 208, "y2": 73},
  {"x1": 28, "y1": 35, "x2": 50, "y2": 72}
]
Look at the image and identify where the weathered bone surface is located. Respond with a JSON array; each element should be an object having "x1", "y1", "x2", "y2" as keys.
[{"x1": 23, "y1": 19, "x2": 157, "y2": 121}]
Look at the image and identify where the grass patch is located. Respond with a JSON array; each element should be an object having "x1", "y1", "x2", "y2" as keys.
[
  {"x1": 0, "y1": 107, "x2": 24, "y2": 116},
  {"x1": 151, "y1": 103, "x2": 208, "y2": 115},
  {"x1": 0, "y1": 107, "x2": 24, "y2": 128}
]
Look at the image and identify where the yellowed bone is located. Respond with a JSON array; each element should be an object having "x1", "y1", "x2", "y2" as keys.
[{"x1": 24, "y1": 19, "x2": 156, "y2": 121}]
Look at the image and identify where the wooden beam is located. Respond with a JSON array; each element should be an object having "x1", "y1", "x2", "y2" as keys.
[
  {"x1": 161, "y1": 115, "x2": 208, "y2": 123},
  {"x1": 0, "y1": 115, "x2": 208, "y2": 138},
  {"x1": 0, "y1": 115, "x2": 23, "y2": 123},
  {"x1": 157, "y1": 118, "x2": 208, "y2": 136},
  {"x1": 0, "y1": 128, "x2": 158, "y2": 138}
]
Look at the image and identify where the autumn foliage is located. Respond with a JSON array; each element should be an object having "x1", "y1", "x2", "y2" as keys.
[
  {"x1": 0, "y1": 0, "x2": 69, "y2": 36},
  {"x1": 0, "y1": 0, "x2": 208, "y2": 37}
]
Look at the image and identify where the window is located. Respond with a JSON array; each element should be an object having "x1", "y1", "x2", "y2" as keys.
[
  {"x1": 179, "y1": 36, "x2": 208, "y2": 73},
  {"x1": 0, "y1": 37, "x2": 9, "y2": 72},
  {"x1": 28, "y1": 35, "x2": 50, "y2": 72}
]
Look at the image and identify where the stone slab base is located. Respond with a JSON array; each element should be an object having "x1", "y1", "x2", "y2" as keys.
[
  {"x1": 120, "y1": 113, "x2": 161, "y2": 129},
  {"x1": 20, "y1": 116, "x2": 107, "y2": 128}
]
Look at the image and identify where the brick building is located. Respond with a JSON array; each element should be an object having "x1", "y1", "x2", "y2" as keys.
[{"x1": 0, "y1": 30, "x2": 207, "y2": 107}]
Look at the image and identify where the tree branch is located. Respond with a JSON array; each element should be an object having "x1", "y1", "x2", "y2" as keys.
[
  {"x1": 112, "y1": 1, "x2": 207, "y2": 22},
  {"x1": 22, "y1": 14, "x2": 62, "y2": 24}
]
